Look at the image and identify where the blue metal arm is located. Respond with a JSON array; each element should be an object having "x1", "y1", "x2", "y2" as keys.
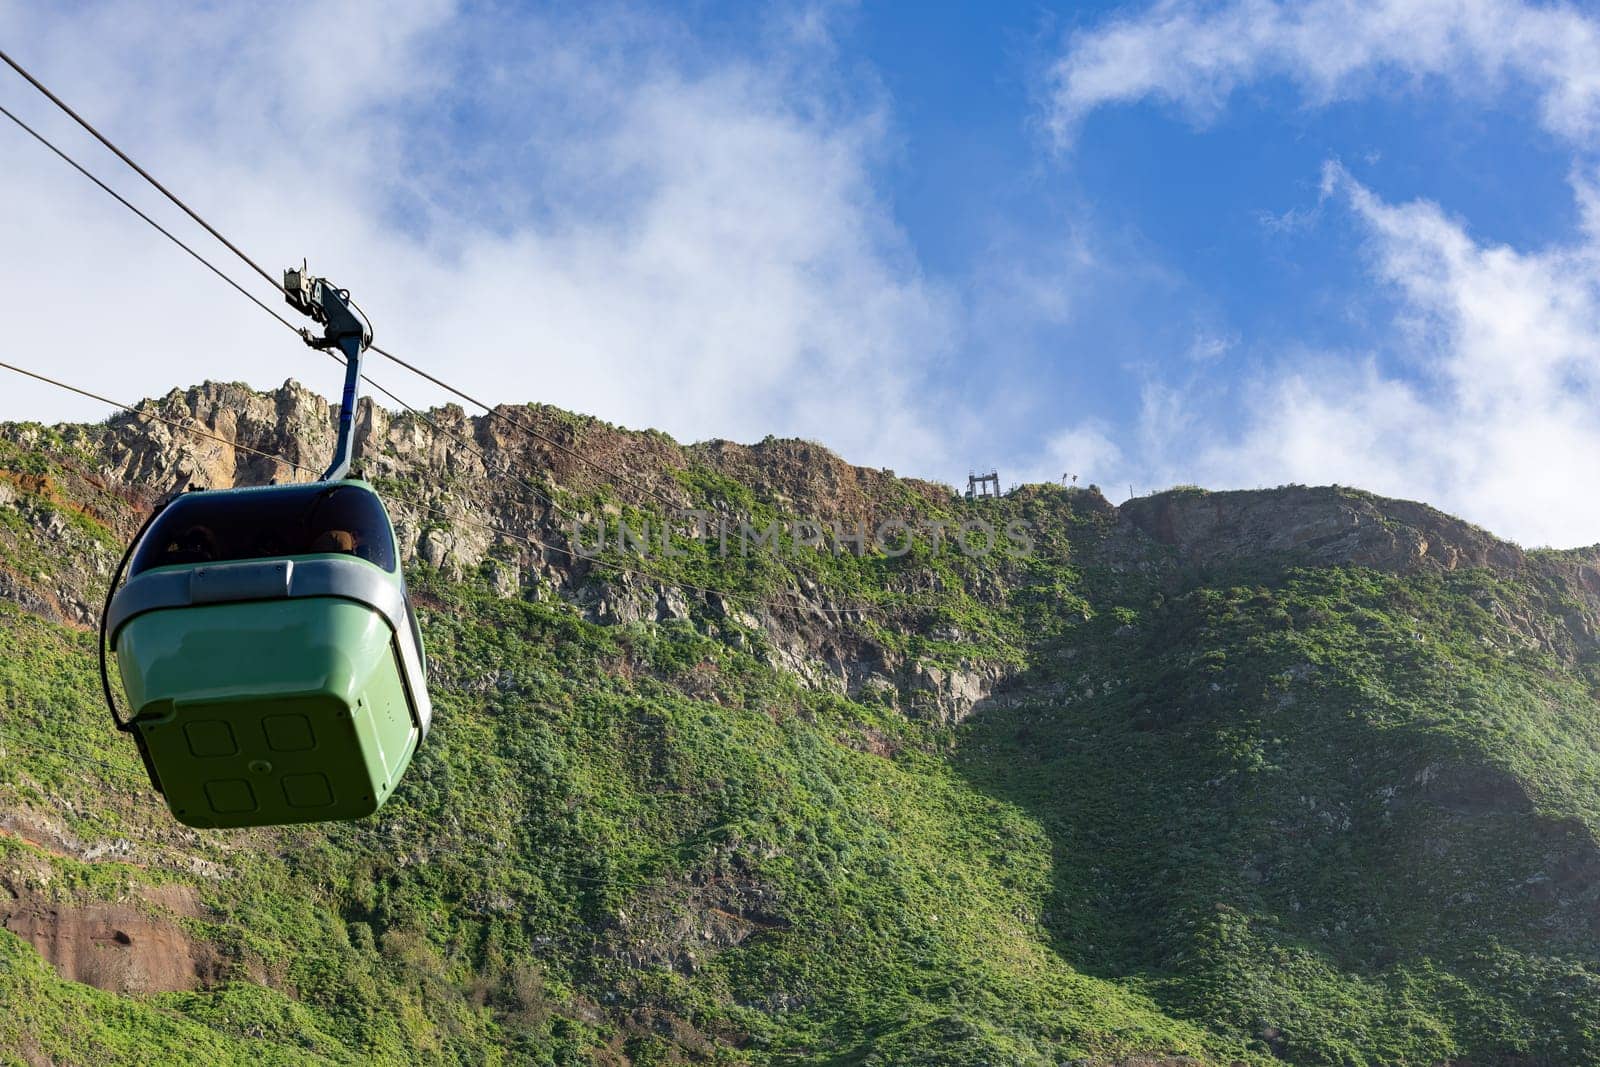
[{"x1": 325, "y1": 332, "x2": 364, "y2": 481}]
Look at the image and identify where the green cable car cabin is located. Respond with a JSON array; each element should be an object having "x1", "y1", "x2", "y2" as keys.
[
  {"x1": 103, "y1": 264, "x2": 430, "y2": 828},
  {"x1": 106, "y1": 480, "x2": 432, "y2": 828}
]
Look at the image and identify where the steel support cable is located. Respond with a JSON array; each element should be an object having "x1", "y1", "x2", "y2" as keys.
[
  {"x1": 0, "y1": 357, "x2": 913, "y2": 625},
  {"x1": 351, "y1": 372, "x2": 888, "y2": 617},
  {"x1": 308, "y1": 353, "x2": 929, "y2": 620},
  {"x1": 0, "y1": 59, "x2": 895, "y2": 550},
  {"x1": 367, "y1": 343, "x2": 684, "y2": 514},
  {"x1": 0, "y1": 90, "x2": 946, "y2": 621},
  {"x1": 358, "y1": 365, "x2": 956, "y2": 620},
  {"x1": 383, "y1": 487, "x2": 883, "y2": 620},
  {"x1": 0, "y1": 358, "x2": 898, "y2": 625},
  {"x1": 365, "y1": 378, "x2": 917, "y2": 620},
  {"x1": 0, "y1": 47, "x2": 699, "y2": 515},
  {"x1": 0, "y1": 47, "x2": 280, "y2": 290},
  {"x1": 0, "y1": 723, "x2": 145, "y2": 780},
  {"x1": 315, "y1": 370, "x2": 890, "y2": 619},
  {"x1": 0, "y1": 358, "x2": 321, "y2": 477},
  {"x1": 0, "y1": 103, "x2": 301, "y2": 339},
  {"x1": 338, "y1": 369, "x2": 867, "y2": 616}
]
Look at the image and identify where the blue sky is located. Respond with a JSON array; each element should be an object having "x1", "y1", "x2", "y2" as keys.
[{"x1": 3, "y1": 1, "x2": 1600, "y2": 545}]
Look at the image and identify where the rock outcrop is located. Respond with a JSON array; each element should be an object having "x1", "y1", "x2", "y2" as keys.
[
  {"x1": 0, "y1": 381, "x2": 1587, "y2": 728},
  {"x1": 1119, "y1": 485, "x2": 1526, "y2": 576}
]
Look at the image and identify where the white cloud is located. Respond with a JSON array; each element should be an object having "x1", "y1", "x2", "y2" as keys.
[
  {"x1": 1032, "y1": 0, "x2": 1600, "y2": 545},
  {"x1": 1055, "y1": 165, "x2": 1600, "y2": 546},
  {"x1": 1185, "y1": 332, "x2": 1235, "y2": 363},
  {"x1": 14, "y1": 1, "x2": 1598, "y2": 547},
  {"x1": 0, "y1": 2, "x2": 959, "y2": 478},
  {"x1": 1028, "y1": 422, "x2": 1130, "y2": 494},
  {"x1": 1048, "y1": 0, "x2": 1600, "y2": 145}
]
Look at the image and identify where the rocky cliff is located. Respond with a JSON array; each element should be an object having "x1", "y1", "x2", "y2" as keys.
[{"x1": 10, "y1": 379, "x2": 1589, "y2": 721}]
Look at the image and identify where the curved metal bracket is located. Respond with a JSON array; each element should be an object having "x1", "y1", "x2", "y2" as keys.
[
  {"x1": 283, "y1": 262, "x2": 370, "y2": 481},
  {"x1": 323, "y1": 333, "x2": 364, "y2": 482}
]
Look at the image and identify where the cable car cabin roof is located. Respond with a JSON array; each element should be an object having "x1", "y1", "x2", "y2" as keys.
[
  {"x1": 130, "y1": 480, "x2": 397, "y2": 576},
  {"x1": 106, "y1": 481, "x2": 419, "y2": 663}
]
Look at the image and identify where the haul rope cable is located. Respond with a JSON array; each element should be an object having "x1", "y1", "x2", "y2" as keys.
[
  {"x1": 0, "y1": 356, "x2": 891, "y2": 624},
  {"x1": 0, "y1": 47, "x2": 279, "y2": 291},
  {"x1": 366, "y1": 342, "x2": 687, "y2": 514},
  {"x1": 0, "y1": 102, "x2": 302, "y2": 341},
  {"x1": 354, "y1": 371, "x2": 897, "y2": 619},
  {"x1": 0, "y1": 723, "x2": 149, "y2": 781},
  {"x1": 1, "y1": 45, "x2": 685, "y2": 515},
  {"x1": 332, "y1": 361, "x2": 942, "y2": 620},
  {"x1": 0, "y1": 78, "x2": 948, "y2": 621},
  {"x1": 0, "y1": 47, "x2": 949, "y2": 533},
  {"x1": 0, "y1": 358, "x2": 322, "y2": 478}
]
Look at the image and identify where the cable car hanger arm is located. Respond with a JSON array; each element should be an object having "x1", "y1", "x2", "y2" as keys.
[{"x1": 283, "y1": 262, "x2": 372, "y2": 482}]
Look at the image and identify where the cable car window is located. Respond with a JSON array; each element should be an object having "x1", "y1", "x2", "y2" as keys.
[{"x1": 130, "y1": 484, "x2": 397, "y2": 575}]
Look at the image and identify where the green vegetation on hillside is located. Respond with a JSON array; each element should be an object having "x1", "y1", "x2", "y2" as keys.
[{"x1": 3, "y1": 410, "x2": 1600, "y2": 1064}]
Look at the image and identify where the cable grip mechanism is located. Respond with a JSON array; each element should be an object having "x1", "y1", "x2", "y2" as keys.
[
  {"x1": 284, "y1": 260, "x2": 372, "y2": 481},
  {"x1": 283, "y1": 260, "x2": 371, "y2": 352}
]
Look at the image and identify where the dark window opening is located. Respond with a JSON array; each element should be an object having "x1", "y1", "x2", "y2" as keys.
[{"x1": 131, "y1": 483, "x2": 397, "y2": 575}]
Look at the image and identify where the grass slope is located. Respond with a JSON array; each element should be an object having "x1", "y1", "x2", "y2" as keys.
[
  {"x1": 1, "y1": 428, "x2": 1599, "y2": 1063},
  {"x1": 0, "y1": 581, "x2": 1240, "y2": 1065}
]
